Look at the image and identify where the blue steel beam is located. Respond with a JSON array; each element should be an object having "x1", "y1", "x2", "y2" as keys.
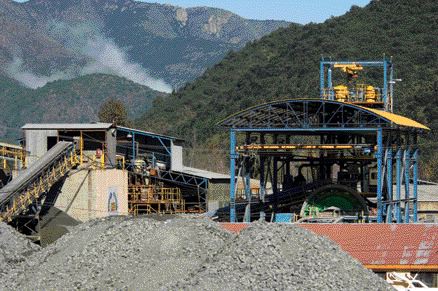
[
  {"x1": 229, "y1": 129, "x2": 237, "y2": 223},
  {"x1": 244, "y1": 134, "x2": 251, "y2": 222},
  {"x1": 383, "y1": 59, "x2": 388, "y2": 108},
  {"x1": 376, "y1": 128, "x2": 383, "y2": 223},
  {"x1": 396, "y1": 147, "x2": 402, "y2": 223},
  {"x1": 132, "y1": 132, "x2": 136, "y2": 161},
  {"x1": 259, "y1": 134, "x2": 266, "y2": 220},
  {"x1": 234, "y1": 127, "x2": 380, "y2": 133},
  {"x1": 386, "y1": 148, "x2": 393, "y2": 223},
  {"x1": 320, "y1": 61, "x2": 325, "y2": 98},
  {"x1": 404, "y1": 149, "x2": 411, "y2": 223},
  {"x1": 413, "y1": 149, "x2": 419, "y2": 222}
]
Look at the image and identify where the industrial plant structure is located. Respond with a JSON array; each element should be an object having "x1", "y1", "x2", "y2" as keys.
[{"x1": 221, "y1": 58, "x2": 430, "y2": 223}]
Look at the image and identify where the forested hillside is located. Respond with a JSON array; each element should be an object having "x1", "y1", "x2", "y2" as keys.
[
  {"x1": 139, "y1": 0, "x2": 438, "y2": 178},
  {"x1": 0, "y1": 74, "x2": 165, "y2": 141}
]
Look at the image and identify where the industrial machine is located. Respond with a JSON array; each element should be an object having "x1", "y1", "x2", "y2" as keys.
[{"x1": 221, "y1": 58, "x2": 429, "y2": 223}]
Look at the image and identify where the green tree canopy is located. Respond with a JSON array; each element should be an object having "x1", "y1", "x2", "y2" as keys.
[{"x1": 98, "y1": 99, "x2": 131, "y2": 127}]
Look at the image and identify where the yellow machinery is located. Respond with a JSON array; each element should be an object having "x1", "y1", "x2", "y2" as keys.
[
  {"x1": 365, "y1": 85, "x2": 377, "y2": 102},
  {"x1": 129, "y1": 185, "x2": 185, "y2": 215},
  {"x1": 333, "y1": 63, "x2": 363, "y2": 79},
  {"x1": 334, "y1": 85, "x2": 349, "y2": 102}
]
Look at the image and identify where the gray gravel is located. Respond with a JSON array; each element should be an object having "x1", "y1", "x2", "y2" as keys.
[
  {"x1": 167, "y1": 222, "x2": 392, "y2": 290},
  {"x1": 0, "y1": 222, "x2": 40, "y2": 279},
  {"x1": 1, "y1": 217, "x2": 392, "y2": 290},
  {"x1": 2, "y1": 216, "x2": 233, "y2": 290}
]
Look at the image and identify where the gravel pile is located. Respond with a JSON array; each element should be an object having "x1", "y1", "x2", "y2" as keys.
[
  {"x1": 1, "y1": 217, "x2": 391, "y2": 290},
  {"x1": 168, "y1": 222, "x2": 392, "y2": 290},
  {"x1": 0, "y1": 222, "x2": 40, "y2": 279},
  {"x1": 2, "y1": 216, "x2": 233, "y2": 290}
]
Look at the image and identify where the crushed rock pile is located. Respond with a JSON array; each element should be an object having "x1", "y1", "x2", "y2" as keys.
[
  {"x1": 167, "y1": 222, "x2": 392, "y2": 290},
  {"x1": 1, "y1": 217, "x2": 391, "y2": 290},
  {"x1": 0, "y1": 222, "x2": 40, "y2": 279}
]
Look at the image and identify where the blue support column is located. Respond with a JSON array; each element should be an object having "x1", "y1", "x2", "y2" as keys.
[
  {"x1": 404, "y1": 149, "x2": 411, "y2": 223},
  {"x1": 383, "y1": 59, "x2": 388, "y2": 108},
  {"x1": 389, "y1": 63, "x2": 394, "y2": 112},
  {"x1": 132, "y1": 132, "x2": 136, "y2": 161},
  {"x1": 376, "y1": 128, "x2": 383, "y2": 223},
  {"x1": 244, "y1": 134, "x2": 251, "y2": 222},
  {"x1": 259, "y1": 134, "x2": 266, "y2": 220},
  {"x1": 386, "y1": 148, "x2": 393, "y2": 223},
  {"x1": 320, "y1": 61, "x2": 325, "y2": 98},
  {"x1": 413, "y1": 149, "x2": 419, "y2": 222},
  {"x1": 396, "y1": 148, "x2": 402, "y2": 223},
  {"x1": 229, "y1": 129, "x2": 237, "y2": 222},
  {"x1": 327, "y1": 67, "x2": 333, "y2": 100},
  {"x1": 273, "y1": 157, "x2": 278, "y2": 211}
]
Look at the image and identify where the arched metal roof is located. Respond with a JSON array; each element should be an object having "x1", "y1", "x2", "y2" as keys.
[{"x1": 219, "y1": 99, "x2": 429, "y2": 131}]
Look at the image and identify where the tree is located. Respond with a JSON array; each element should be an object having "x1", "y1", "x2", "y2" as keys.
[{"x1": 98, "y1": 99, "x2": 131, "y2": 126}]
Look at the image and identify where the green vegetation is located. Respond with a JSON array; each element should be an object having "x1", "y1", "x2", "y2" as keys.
[
  {"x1": 138, "y1": 0, "x2": 438, "y2": 180},
  {"x1": 98, "y1": 99, "x2": 131, "y2": 127},
  {"x1": 0, "y1": 74, "x2": 165, "y2": 141}
]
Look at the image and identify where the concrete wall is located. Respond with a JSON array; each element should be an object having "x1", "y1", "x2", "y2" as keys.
[
  {"x1": 25, "y1": 129, "x2": 57, "y2": 166},
  {"x1": 106, "y1": 129, "x2": 117, "y2": 167},
  {"x1": 55, "y1": 169, "x2": 128, "y2": 222},
  {"x1": 171, "y1": 144, "x2": 183, "y2": 171},
  {"x1": 207, "y1": 181, "x2": 230, "y2": 211}
]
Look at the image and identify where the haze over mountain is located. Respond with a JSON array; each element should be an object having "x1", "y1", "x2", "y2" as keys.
[
  {"x1": 0, "y1": 0, "x2": 290, "y2": 90},
  {"x1": 0, "y1": 0, "x2": 290, "y2": 141}
]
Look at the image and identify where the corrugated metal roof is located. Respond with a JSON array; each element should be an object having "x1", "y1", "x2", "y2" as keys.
[
  {"x1": 363, "y1": 108, "x2": 430, "y2": 130},
  {"x1": 116, "y1": 126, "x2": 180, "y2": 141},
  {"x1": 220, "y1": 223, "x2": 438, "y2": 270},
  {"x1": 179, "y1": 166, "x2": 230, "y2": 180},
  {"x1": 400, "y1": 185, "x2": 438, "y2": 202},
  {"x1": 302, "y1": 224, "x2": 438, "y2": 268},
  {"x1": 22, "y1": 123, "x2": 113, "y2": 130},
  {"x1": 219, "y1": 99, "x2": 429, "y2": 131}
]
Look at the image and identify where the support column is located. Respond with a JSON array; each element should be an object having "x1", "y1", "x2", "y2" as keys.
[
  {"x1": 376, "y1": 128, "x2": 383, "y2": 223},
  {"x1": 132, "y1": 132, "x2": 136, "y2": 161},
  {"x1": 386, "y1": 148, "x2": 393, "y2": 223},
  {"x1": 395, "y1": 147, "x2": 402, "y2": 223},
  {"x1": 259, "y1": 133, "x2": 266, "y2": 221},
  {"x1": 404, "y1": 148, "x2": 411, "y2": 223},
  {"x1": 244, "y1": 133, "x2": 251, "y2": 223},
  {"x1": 320, "y1": 61, "x2": 325, "y2": 98},
  {"x1": 413, "y1": 148, "x2": 418, "y2": 222},
  {"x1": 383, "y1": 58, "x2": 388, "y2": 109},
  {"x1": 272, "y1": 157, "x2": 278, "y2": 211},
  {"x1": 229, "y1": 129, "x2": 237, "y2": 222}
]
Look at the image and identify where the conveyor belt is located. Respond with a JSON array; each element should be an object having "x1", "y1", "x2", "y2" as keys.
[{"x1": 0, "y1": 142, "x2": 78, "y2": 221}]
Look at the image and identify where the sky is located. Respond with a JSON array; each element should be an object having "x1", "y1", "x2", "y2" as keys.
[{"x1": 13, "y1": 0, "x2": 371, "y2": 24}]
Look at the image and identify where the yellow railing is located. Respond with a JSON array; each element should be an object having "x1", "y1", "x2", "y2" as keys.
[
  {"x1": 128, "y1": 186, "x2": 185, "y2": 215},
  {"x1": 0, "y1": 151, "x2": 79, "y2": 222},
  {"x1": 0, "y1": 144, "x2": 26, "y2": 171}
]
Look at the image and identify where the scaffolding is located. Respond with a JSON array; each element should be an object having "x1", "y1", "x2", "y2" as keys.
[{"x1": 129, "y1": 185, "x2": 185, "y2": 215}]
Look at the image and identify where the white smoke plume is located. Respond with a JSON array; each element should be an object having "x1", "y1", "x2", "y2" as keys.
[
  {"x1": 5, "y1": 23, "x2": 173, "y2": 93},
  {"x1": 6, "y1": 58, "x2": 72, "y2": 89},
  {"x1": 80, "y1": 35, "x2": 172, "y2": 93}
]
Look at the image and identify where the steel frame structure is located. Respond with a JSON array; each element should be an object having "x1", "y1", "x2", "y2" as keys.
[
  {"x1": 221, "y1": 99, "x2": 428, "y2": 223},
  {"x1": 319, "y1": 58, "x2": 394, "y2": 111}
]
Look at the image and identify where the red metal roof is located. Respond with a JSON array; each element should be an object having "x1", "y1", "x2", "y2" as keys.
[{"x1": 220, "y1": 223, "x2": 438, "y2": 271}]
